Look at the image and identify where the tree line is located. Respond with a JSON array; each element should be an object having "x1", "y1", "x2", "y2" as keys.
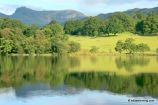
[
  {"x1": 0, "y1": 18, "x2": 80, "y2": 55},
  {"x1": 64, "y1": 12, "x2": 158, "y2": 36},
  {"x1": 0, "y1": 12, "x2": 158, "y2": 55}
]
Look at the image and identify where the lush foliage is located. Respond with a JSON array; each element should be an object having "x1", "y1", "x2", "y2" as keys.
[
  {"x1": 68, "y1": 41, "x2": 81, "y2": 53},
  {"x1": 136, "y1": 13, "x2": 158, "y2": 35},
  {"x1": 0, "y1": 18, "x2": 80, "y2": 55},
  {"x1": 64, "y1": 20, "x2": 84, "y2": 35},
  {"x1": 115, "y1": 38, "x2": 150, "y2": 54},
  {"x1": 106, "y1": 13, "x2": 134, "y2": 35},
  {"x1": 1, "y1": 11, "x2": 158, "y2": 55},
  {"x1": 65, "y1": 12, "x2": 158, "y2": 36}
]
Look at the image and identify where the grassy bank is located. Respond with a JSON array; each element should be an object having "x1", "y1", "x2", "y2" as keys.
[{"x1": 69, "y1": 32, "x2": 158, "y2": 55}]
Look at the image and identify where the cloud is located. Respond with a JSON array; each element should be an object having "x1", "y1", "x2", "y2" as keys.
[
  {"x1": 0, "y1": 0, "x2": 158, "y2": 15},
  {"x1": 0, "y1": 4, "x2": 17, "y2": 15},
  {"x1": 80, "y1": 0, "x2": 105, "y2": 5},
  {"x1": 105, "y1": 0, "x2": 151, "y2": 5},
  {"x1": 78, "y1": 0, "x2": 158, "y2": 15},
  {"x1": 80, "y1": 0, "x2": 158, "y2": 6}
]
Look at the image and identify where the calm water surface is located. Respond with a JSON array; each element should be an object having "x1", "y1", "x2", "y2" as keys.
[{"x1": 0, "y1": 55, "x2": 158, "y2": 105}]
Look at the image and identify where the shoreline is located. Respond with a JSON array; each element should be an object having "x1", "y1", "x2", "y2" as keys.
[
  {"x1": 70, "y1": 52, "x2": 157, "y2": 56},
  {"x1": 4, "y1": 52, "x2": 157, "y2": 57}
]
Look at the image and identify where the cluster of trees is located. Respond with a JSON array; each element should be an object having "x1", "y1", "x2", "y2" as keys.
[
  {"x1": 0, "y1": 18, "x2": 80, "y2": 55},
  {"x1": 0, "y1": 12, "x2": 157, "y2": 55},
  {"x1": 64, "y1": 13, "x2": 134, "y2": 36},
  {"x1": 115, "y1": 38, "x2": 150, "y2": 54},
  {"x1": 64, "y1": 12, "x2": 158, "y2": 36},
  {"x1": 136, "y1": 13, "x2": 158, "y2": 35}
]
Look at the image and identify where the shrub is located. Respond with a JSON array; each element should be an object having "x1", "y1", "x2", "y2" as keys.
[
  {"x1": 115, "y1": 38, "x2": 150, "y2": 54},
  {"x1": 51, "y1": 41, "x2": 69, "y2": 54},
  {"x1": 93, "y1": 31, "x2": 99, "y2": 36},
  {"x1": 123, "y1": 38, "x2": 136, "y2": 54},
  {"x1": 137, "y1": 43, "x2": 150, "y2": 53},
  {"x1": 115, "y1": 40, "x2": 124, "y2": 53},
  {"x1": 68, "y1": 41, "x2": 80, "y2": 53}
]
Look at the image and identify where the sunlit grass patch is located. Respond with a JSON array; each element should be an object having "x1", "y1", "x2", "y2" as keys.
[{"x1": 68, "y1": 33, "x2": 158, "y2": 54}]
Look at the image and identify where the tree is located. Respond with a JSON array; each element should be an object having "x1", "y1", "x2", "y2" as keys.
[
  {"x1": 34, "y1": 30, "x2": 51, "y2": 54},
  {"x1": 115, "y1": 38, "x2": 150, "y2": 54},
  {"x1": 132, "y1": 13, "x2": 146, "y2": 29},
  {"x1": 51, "y1": 34, "x2": 69, "y2": 54},
  {"x1": 0, "y1": 18, "x2": 75, "y2": 55},
  {"x1": 43, "y1": 20, "x2": 64, "y2": 37},
  {"x1": 0, "y1": 28, "x2": 14, "y2": 39},
  {"x1": 115, "y1": 40, "x2": 124, "y2": 53},
  {"x1": 137, "y1": 13, "x2": 158, "y2": 34},
  {"x1": 23, "y1": 24, "x2": 39, "y2": 37},
  {"x1": 135, "y1": 21, "x2": 144, "y2": 34},
  {"x1": 98, "y1": 20, "x2": 107, "y2": 35},
  {"x1": 68, "y1": 41, "x2": 80, "y2": 53},
  {"x1": 0, "y1": 38, "x2": 13, "y2": 55},
  {"x1": 132, "y1": 13, "x2": 146, "y2": 23},
  {"x1": 106, "y1": 13, "x2": 135, "y2": 35},
  {"x1": 0, "y1": 18, "x2": 26, "y2": 30},
  {"x1": 106, "y1": 16, "x2": 124, "y2": 35},
  {"x1": 136, "y1": 43, "x2": 150, "y2": 53},
  {"x1": 82, "y1": 17, "x2": 102, "y2": 36},
  {"x1": 124, "y1": 38, "x2": 137, "y2": 54},
  {"x1": 22, "y1": 37, "x2": 35, "y2": 54},
  {"x1": 64, "y1": 20, "x2": 84, "y2": 35},
  {"x1": 51, "y1": 40, "x2": 69, "y2": 54}
]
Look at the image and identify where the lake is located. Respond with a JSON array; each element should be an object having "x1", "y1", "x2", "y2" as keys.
[{"x1": 0, "y1": 55, "x2": 158, "y2": 105}]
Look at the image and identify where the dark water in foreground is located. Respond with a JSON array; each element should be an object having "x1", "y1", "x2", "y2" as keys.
[{"x1": 0, "y1": 56, "x2": 158, "y2": 105}]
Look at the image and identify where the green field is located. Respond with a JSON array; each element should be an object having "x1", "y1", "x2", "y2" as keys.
[{"x1": 69, "y1": 32, "x2": 158, "y2": 54}]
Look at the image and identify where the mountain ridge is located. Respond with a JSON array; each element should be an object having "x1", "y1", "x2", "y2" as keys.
[
  {"x1": 0, "y1": 7, "x2": 86, "y2": 26},
  {"x1": 98, "y1": 6, "x2": 158, "y2": 18},
  {"x1": 0, "y1": 6, "x2": 158, "y2": 26}
]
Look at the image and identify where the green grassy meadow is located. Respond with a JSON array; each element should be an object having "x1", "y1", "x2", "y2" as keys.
[{"x1": 69, "y1": 32, "x2": 158, "y2": 54}]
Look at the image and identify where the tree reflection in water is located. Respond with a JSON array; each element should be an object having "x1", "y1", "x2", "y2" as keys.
[
  {"x1": 65, "y1": 72, "x2": 158, "y2": 97},
  {"x1": 115, "y1": 56, "x2": 150, "y2": 71},
  {"x1": 0, "y1": 56, "x2": 157, "y2": 97}
]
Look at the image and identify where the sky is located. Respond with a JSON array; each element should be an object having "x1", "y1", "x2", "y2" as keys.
[{"x1": 0, "y1": 0, "x2": 158, "y2": 16}]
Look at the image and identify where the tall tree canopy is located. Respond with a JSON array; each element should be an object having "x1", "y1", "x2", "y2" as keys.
[
  {"x1": 0, "y1": 18, "x2": 80, "y2": 55},
  {"x1": 64, "y1": 20, "x2": 84, "y2": 35},
  {"x1": 136, "y1": 13, "x2": 158, "y2": 34}
]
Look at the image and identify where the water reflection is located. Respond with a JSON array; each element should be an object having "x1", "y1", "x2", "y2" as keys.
[
  {"x1": 0, "y1": 55, "x2": 158, "y2": 105},
  {"x1": 115, "y1": 56, "x2": 150, "y2": 71},
  {"x1": 0, "y1": 56, "x2": 158, "y2": 96},
  {"x1": 15, "y1": 83, "x2": 81, "y2": 98},
  {"x1": 65, "y1": 72, "x2": 158, "y2": 97},
  {"x1": 1, "y1": 88, "x2": 156, "y2": 105}
]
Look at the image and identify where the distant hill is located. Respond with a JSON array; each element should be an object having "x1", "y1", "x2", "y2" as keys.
[
  {"x1": 0, "y1": 7, "x2": 86, "y2": 26},
  {"x1": 1, "y1": 6, "x2": 158, "y2": 26},
  {"x1": 98, "y1": 7, "x2": 158, "y2": 19},
  {"x1": 0, "y1": 13, "x2": 8, "y2": 18}
]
